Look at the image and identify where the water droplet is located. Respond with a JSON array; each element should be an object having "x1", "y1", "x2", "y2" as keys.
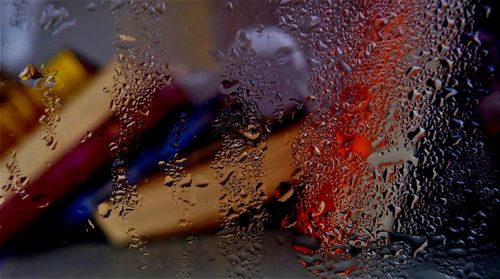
[
  {"x1": 178, "y1": 174, "x2": 192, "y2": 188},
  {"x1": 219, "y1": 169, "x2": 236, "y2": 186},
  {"x1": 18, "y1": 64, "x2": 42, "y2": 81},
  {"x1": 98, "y1": 202, "x2": 112, "y2": 218},
  {"x1": 235, "y1": 29, "x2": 252, "y2": 51},
  {"x1": 219, "y1": 79, "x2": 240, "y2": 95},
  {"x1": 303, "y1": 15, "x2": 321, "y2": 32},
  {"x1": 311, "y1": 144, "x2": 321, "y2": 156},
  {"x1": 405, "y1": 66, "x2": 423, "y2": 77},
  {"x1": 239, "y1": 124, "x2": 261, "y2": 140},
  {"x1": 164, "y1": 175, "x2": 175, "y2": 187},
  {"x1": 225, "y1": 1, "x2": 234, "y2": 11},
  {"x1": 114, "y1": 34, "x2": 137, "y2": 49},
  {"x1": 193, "y1": 175, "x2": 210, "y2": 187}
]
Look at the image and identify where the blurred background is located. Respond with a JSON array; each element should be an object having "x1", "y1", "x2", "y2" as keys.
[
  {"x1": 0, "y1": 1, "x2": 312, "y2": 277},
  {"x1": 0, "y1": 0, "x2": 499, "y2": 278}
]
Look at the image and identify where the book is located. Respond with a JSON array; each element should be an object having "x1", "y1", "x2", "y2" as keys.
[
  {"x1": 0, "y1": 58, "x2": 191, "y2": 246},
  {"x1": 0, "y1": 50, "x2": 93, "y2": 154},
  {"x1": 95, "y1": 123, "x2": 300, "y2": 245},
  {"x1": 0, "y1": 61, "x2": 113, "y2": 246}
]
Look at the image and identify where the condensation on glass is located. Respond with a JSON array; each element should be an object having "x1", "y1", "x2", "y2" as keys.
[{"x1": 0, "y1": 0, "x2": 499, "y2": 278}]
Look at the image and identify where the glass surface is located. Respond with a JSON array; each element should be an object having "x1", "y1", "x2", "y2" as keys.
[{"x1": 0, "y1": 0, "x2": 499, "y2": 278}]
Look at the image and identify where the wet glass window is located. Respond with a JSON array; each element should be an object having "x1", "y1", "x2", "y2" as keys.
[{"x1": 1, "y1": 0, "x2": 499, "y2": 278}]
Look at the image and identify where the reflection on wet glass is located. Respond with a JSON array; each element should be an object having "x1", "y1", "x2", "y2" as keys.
[{"x1": 0, "y1": 0, "x2": 499, "y2": 278}]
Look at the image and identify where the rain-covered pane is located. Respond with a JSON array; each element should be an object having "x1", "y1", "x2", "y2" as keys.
[{"x1": 0, "y1": 0, "x2": 499, "y2": 278}]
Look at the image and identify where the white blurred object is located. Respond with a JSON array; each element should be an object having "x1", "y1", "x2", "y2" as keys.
[
  {"x1": 243, "y1": 26, "x2": 309, "y2": 117},
  {"x1": 181, "y1": 26, "x2": 309, "y2": 118},
  {"x1": 0, "y1": 0, "x2": 43, "y2": 75}
]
